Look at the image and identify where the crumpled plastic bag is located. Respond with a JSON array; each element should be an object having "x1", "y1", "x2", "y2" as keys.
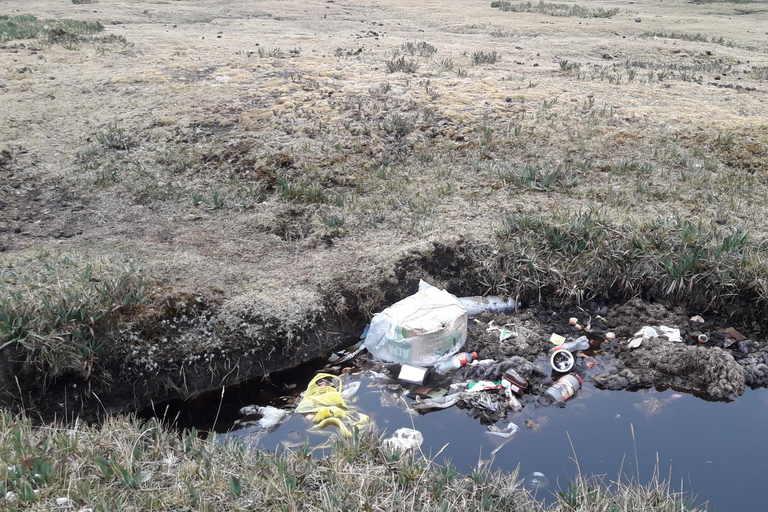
[
  {"x1": 295, "y1": 373, "x2": 369, "y2": 438},
  {"x1": 233, "y1": 405, "x2": 291, "y2": 433},
  {"x1": 628, "y1": 325, "x2": 682, "y2": 348},
  {"x1": 365, "y1": 280, "x2": 468, "y2": 365},
  {"x1": 382, "y1": 428, "x2": 423, "y2": 454},
  {"x1": 295, "y1": 374, "x2": 347, "y2": 414}
]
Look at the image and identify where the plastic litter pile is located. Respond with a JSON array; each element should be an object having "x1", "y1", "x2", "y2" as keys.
[{"x1": 233, "y1": 281, "x2": 735, "y2": 453}]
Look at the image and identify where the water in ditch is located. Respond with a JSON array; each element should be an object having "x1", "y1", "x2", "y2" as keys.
[{"x1": 153, "y1": 360, "x2": 768, "y2": 512}]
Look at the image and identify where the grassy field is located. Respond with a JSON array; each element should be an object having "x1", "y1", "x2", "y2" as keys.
[
  {"x1": 0, "y1": 0, "x2": 767, "y2": 412},
  {"x1": 0, "y1": 412, "x2": 704, "y2": 511}
]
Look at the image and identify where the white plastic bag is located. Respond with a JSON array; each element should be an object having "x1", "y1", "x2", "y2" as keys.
[
  {"x1": 382, "y1": 428, "x2": 423, "y2": 454},
  {"x1": 365, "y1": 281, "x2": 468, "y2": 364}
]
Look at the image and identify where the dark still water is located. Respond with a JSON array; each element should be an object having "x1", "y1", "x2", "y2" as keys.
[{"x1": 214, "y1": 374, "x2": 768, "y2": 512}]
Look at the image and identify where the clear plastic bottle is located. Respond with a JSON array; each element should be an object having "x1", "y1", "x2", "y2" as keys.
[
  {"x1": 560, "y1": 336, "x2": 589, "y2": 352},
  {"x1": 457, "y1": 296, "x2": 520, "y2": 316},
  {"x1": 433, "y1": 351, "x2": 477, "y2": 374}
]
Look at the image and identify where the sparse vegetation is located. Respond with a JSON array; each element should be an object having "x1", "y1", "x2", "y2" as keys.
[
  {"x1": 386, "y1": 55, "x2": 420, "y2": 73},
  {"x1": 485, "y1": 208, "x2": 766, "y2": 310},
  {"x1": 491, "y1": 1, "x2": 621, "y2": 18},
  {"x1": 641, "y1": 31, "x2": 736, "y2": 47},
  {"x1": 491, "y1": 162, "x2": 578, "y2": 191},
  {"x1": 96, "y1": 123, "x2": 138, "y2": 150},
  {"x1": 472, "y1": 50, "x2": 502, "y2": 65},
  {"x1": 401, "y1": 41, "x2": 437, "y2": 57}
]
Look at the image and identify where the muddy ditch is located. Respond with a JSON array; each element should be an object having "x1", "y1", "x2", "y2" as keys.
[
  {"x1": 2, "y1": 239, "x2": 767, "y2": 424},
  {"x1": 139, "y1": 292, "x2": 768, "y2": 432}
]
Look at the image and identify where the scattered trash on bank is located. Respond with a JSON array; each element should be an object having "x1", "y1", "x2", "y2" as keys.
[
  {"x1": 627, "y1": 326, "x2": 682, "y2": 348},
  {"x1": 486, "y1": 321, "x2": 517, "y2": 341},
  {"x1": 231, "y1": 288, "x2": 758, "y2": 455},
  {"x1": 487, "y1": 421, "x2": 519, "y2": 438},
  {"x1": 434, "y1": 351, "x2": 477, "y2": 375},
  {"x1": 397, "y1": 363, "x2": 430, "y2": 385},
  {"x1": 459, "y1": 295, "x2": 520, "y2": 316},
  {"x1": 543, "y1": 373, "x2": 582, "y2": 404}
]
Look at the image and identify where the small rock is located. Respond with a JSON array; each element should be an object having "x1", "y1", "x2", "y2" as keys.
[
  {"x1": 56, "y1": 497, "x2": 74, "y2": 507},
  {"x1": 690, "y1": 315, "x2": 705, "y2": 323},
  {"x1": 5, "y1": 491, "x2": 18, "y2": 502},
  {"x1": 635, "y1": 17, "x2": 641, "y2": 22}
]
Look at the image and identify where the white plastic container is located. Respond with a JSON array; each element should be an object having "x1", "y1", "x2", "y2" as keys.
[{"x1": 365, "y1": 283, "x2": 468, "y2": 365}]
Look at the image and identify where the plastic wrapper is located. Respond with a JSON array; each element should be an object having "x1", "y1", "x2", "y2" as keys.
[{"x1": 365, "y1": 281, "x2": 468, "y2": 364}]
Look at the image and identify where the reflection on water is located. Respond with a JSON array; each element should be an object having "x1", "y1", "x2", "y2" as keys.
[{"x1": 221, "y1": 371, "x2": 768, "y2": 512}]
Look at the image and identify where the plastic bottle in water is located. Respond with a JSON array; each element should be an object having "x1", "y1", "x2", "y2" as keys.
[
  {"x1": 560, "y1": 336, "x2": 589, "y2": 352},
  {"x1": 544, "y1": 373, "x2": 582, "y2": 402},
  {"x1": 457, "y1": 296, "x2": 521, "y2": 316},
  {"x1": 433, "y1": 351, "x2": 477, "y2": 374}
]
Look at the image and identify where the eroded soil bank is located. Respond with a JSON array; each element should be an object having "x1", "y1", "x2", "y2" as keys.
[{"x1": 3, "y1": 239, "x2": 766, "y2": 423}]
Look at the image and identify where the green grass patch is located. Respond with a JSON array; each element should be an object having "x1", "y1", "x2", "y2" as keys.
[
  {"x1": 386, "y1": 55, "x2": 420, "y2": 73},
  {"x1": 481, "y1": 208, "x2": 767, "y2": 310},
  {"x1": 472, "y1": 50, "x2": 502, "y2": 65},
  {"x1": 0, "y1": 15, "x2": 105, "y2": 45},
  {"x1": 401, "y1": 41, "x2": 437, "y2": 58},
  {"x1": 491, "y1": 162, "x2": 579, "y2": 191},
  {"x1": 692, "y1": 0, "x2": 758, "y2": 3},
  {"x1": 0, "y1": 253, "x2": 147, "y2": 388},
  {"x1": 491, "y1": 1, "x2": 620, "y2": 18},
  {"x1": 641, "y1": 31, "x2": 736, "y2": 48}
]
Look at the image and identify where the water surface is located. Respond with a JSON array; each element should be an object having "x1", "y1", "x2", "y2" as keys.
[{"x1": 224, "y1": 374, "x2": 768, "y2": 512}]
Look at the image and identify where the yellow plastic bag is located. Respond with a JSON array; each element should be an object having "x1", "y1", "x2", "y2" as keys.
[
  {"x1": 296, "y1": 374, "x2": 371, "y2": 438},
  {"x1": 311, "y1": 407, "x2": 370, "y2": 438},
  {"x1": 295, "y1": 373, "x2": 347, "y2": 415}
]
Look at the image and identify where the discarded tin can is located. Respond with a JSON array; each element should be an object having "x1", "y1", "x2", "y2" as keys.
[
  {"x1": 544, "y1": 373, "x2": 582, "y2": 402},
  {"x1": 502, "y1": 368, "x2": 528, "y2": 396},
  {"x1": 550, "y1": 346, "x2": 575, "y2": 373},
  {"x1": 398, "y1": 364, "x2": 430, "y2": 385}
]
